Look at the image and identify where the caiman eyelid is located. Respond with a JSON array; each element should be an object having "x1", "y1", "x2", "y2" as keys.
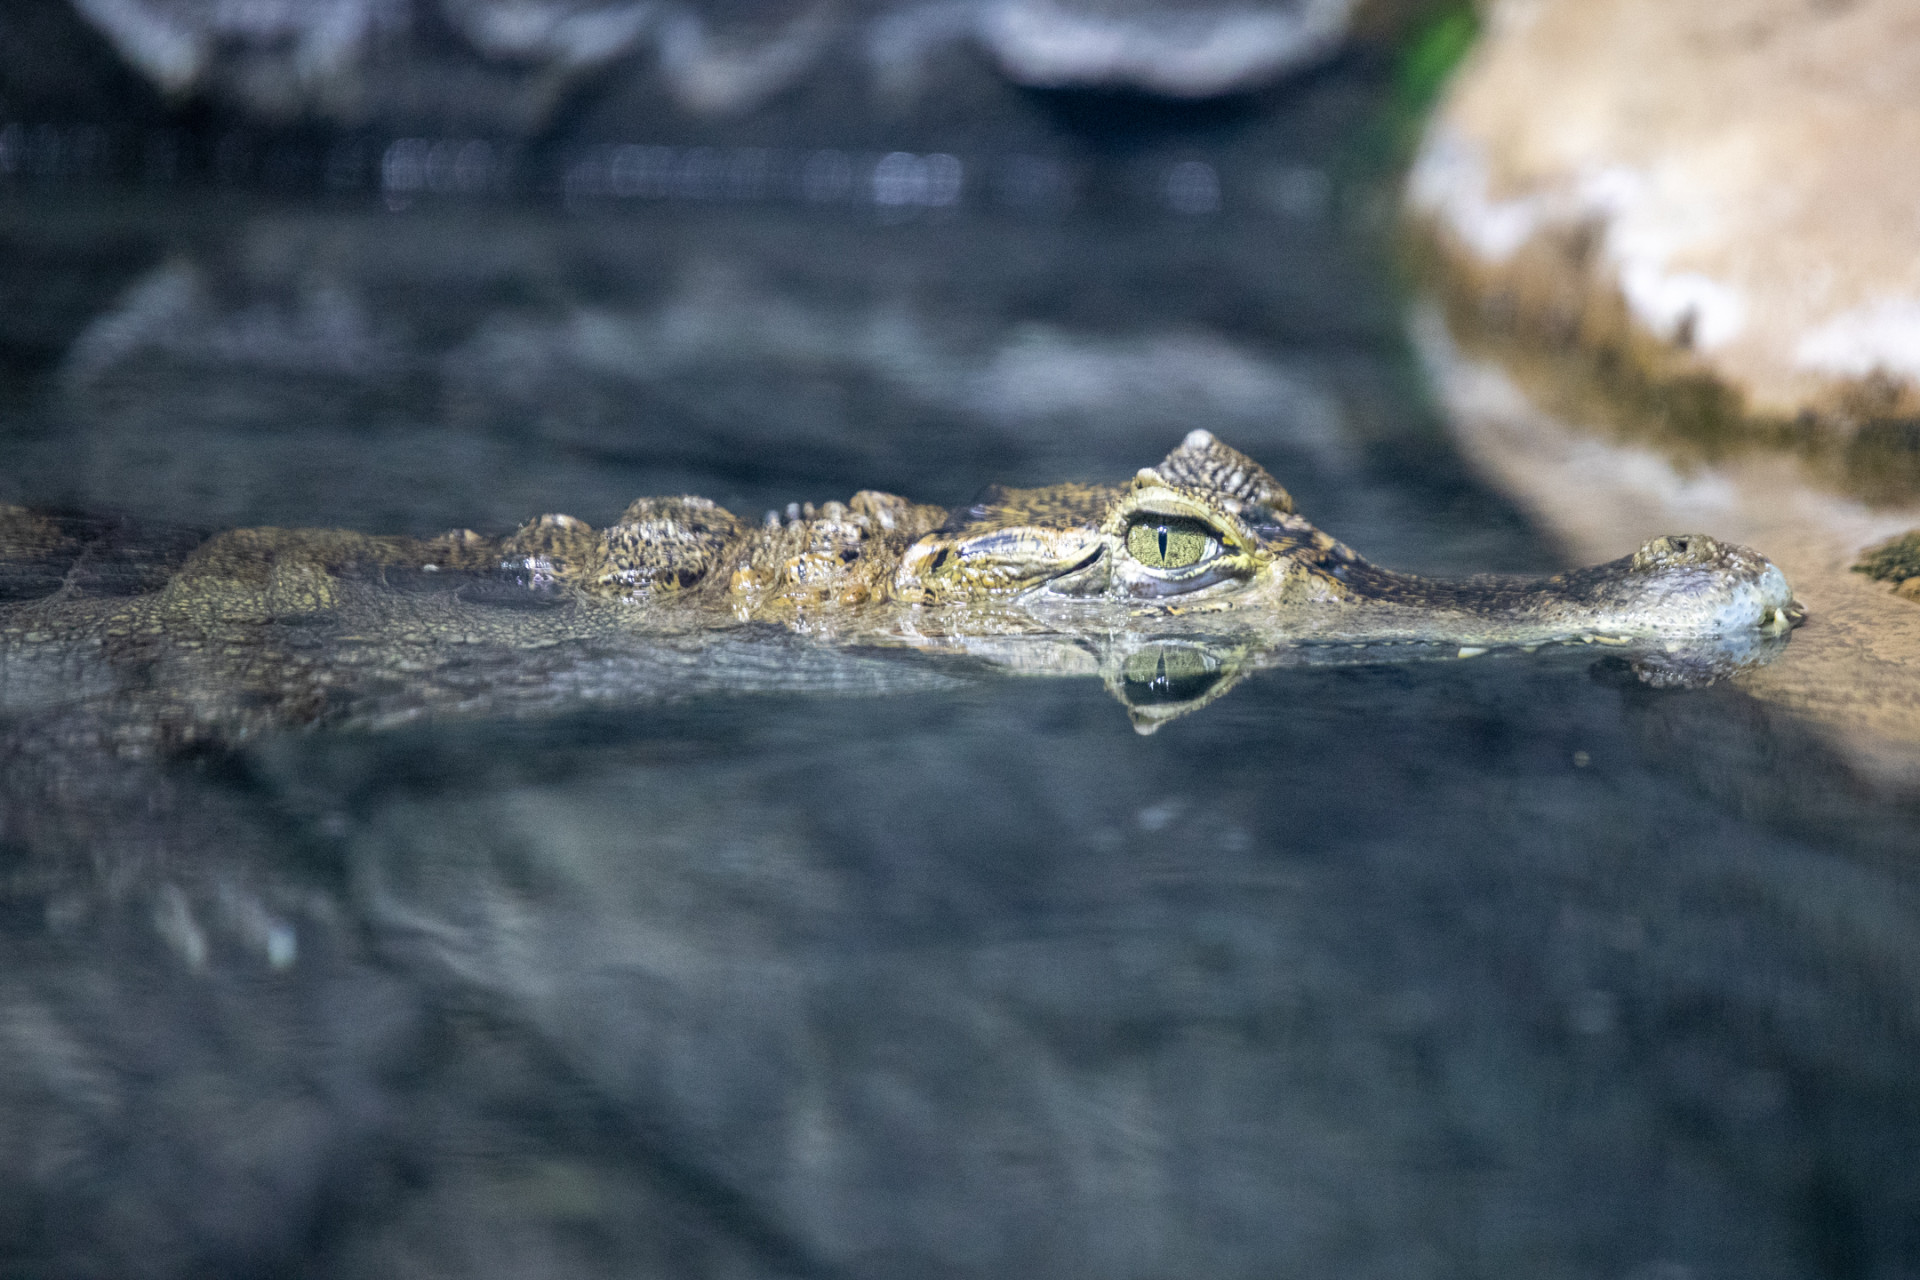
[
  {"x1": 1126, "y1": 503, "x2": 1223, "y2": 525},
  {"x1": 1109, "y1": 485, "x2": 1251, "y2": 548}
]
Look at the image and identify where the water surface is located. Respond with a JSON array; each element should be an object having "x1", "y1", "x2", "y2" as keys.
[{"x1": 3, "y1": 90, "x2": 1919, "y2": 1280}]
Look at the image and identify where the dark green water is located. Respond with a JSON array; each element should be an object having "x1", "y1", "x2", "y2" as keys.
[{"x1": 3, "y1": 76, "x2": 1919, "y2": 1280}]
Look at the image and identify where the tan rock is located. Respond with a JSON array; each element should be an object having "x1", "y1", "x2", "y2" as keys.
[{"x1": 1410, "y1": 0, "x2": 1920, "y2": 427}]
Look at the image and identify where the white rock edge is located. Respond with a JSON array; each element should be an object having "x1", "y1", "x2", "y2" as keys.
[{"x1": 1407, "y1": 124, "x2": 1748, "y2": 352}]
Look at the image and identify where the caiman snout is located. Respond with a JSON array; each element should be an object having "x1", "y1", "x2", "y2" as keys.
[{"x1": 1624, "y1": 533, "x2": 1801, "y2": 637}]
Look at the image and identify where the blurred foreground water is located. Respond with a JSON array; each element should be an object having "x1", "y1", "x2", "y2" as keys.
[{"x1": 4, "y1": 63, "x2": 1920, "y2": 1280}]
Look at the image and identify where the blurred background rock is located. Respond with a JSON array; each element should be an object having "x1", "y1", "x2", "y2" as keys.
[{"x1": 2, "y1": 0, "x2": 1443, "y2": 147}]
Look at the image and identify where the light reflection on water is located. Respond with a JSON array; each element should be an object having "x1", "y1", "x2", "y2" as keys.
[
  {"x1": 1, "y1": 153, "x2": 1918, "y2": 1280},
  {"x1": 0, "y1": 195, "x2": 1539, "y2": 574}
]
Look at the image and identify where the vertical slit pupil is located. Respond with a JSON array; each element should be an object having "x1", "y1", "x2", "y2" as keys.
[{"x1": 1158, "y1": 527, "x2": 1168, "y2": 560}]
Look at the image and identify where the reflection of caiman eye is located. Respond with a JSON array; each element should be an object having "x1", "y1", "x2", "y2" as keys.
[
  {"x1": 1121, "y1": 645, "x2": 1227, "y2": 705},
  {"x1": 1124, "y1": 516, "x2": 1219, "y2": 569}
]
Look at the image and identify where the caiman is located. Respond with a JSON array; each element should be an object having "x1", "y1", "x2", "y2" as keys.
[{"x1": 0, "y1": 431, "x2": 1800, "y2": 740}]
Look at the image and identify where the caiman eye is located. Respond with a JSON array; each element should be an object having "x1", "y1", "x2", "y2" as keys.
[{"x1": 1124, "y1": 516, "x2": 1218, "y2": 569}]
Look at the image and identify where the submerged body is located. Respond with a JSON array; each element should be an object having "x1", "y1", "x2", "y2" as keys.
[{"x1": 0, "y1": 433, "x2": 1798, "y2": 736}]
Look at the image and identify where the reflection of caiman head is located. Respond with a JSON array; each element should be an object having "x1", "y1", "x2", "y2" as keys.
[{"x1": 892, "y1": 430, "x2": 1801, "y2": 647}]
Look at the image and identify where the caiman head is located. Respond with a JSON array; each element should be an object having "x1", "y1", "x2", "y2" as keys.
[{"x1": 893, "y1": 430, "x2": 1801, "y2": 646}]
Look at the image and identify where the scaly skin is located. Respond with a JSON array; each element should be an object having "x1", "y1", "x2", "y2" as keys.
[{"x1": 0, "y1": 433, "x2": 1800, "y2": 740}]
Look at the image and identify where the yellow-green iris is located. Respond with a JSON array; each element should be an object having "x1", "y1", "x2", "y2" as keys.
[{"x1": 1124, "y1": 517, "x2": 1216, "y2": 569}]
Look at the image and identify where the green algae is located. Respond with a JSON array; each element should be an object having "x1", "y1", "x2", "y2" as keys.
[
  {"x1": 1853, "y1": 531, "x2": 1920, "y2": 584},
  {"x1": 1396, "y1": 5, "x2": 1478, "y2": 113},
  {"x1": 1335, "y1": 0, "x2": 1481, "y2": 193}
]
